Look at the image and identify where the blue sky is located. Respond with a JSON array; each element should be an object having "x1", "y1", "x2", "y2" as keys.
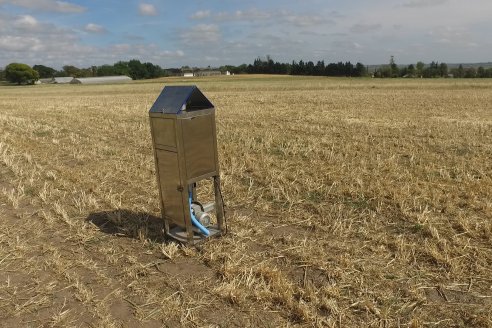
[{"x1": 1, "y1": 0, "x2": 491, "y2": 69}]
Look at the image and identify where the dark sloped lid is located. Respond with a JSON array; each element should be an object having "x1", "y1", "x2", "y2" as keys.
[{"x1": 149, "y1": 85, "x2": 214, "y2": 114}]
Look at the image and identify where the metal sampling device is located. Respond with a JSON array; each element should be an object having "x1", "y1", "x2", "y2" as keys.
[{"x1": 149, "y1": 85, "x2": 225, "y2": 244}]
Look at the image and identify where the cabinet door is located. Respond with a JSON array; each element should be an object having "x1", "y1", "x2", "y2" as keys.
[
  {"x1": 152, "y1": 118, "x2": 176, "y2": 148},
  {"x1": 156, "y1": 149, "x2": 185, "y2": 227},
  {"x1": 181, "y1": 114, "x2": 217, "y2": 180}
]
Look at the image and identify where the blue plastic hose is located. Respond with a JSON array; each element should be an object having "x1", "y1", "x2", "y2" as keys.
[{"x1": 189, "y1": 192, "x2": 210, "y2": 236}]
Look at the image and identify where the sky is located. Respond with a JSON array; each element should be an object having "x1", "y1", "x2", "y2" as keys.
[{"x1": 1, "y1": 0, "x2": 491, "y2": 69}]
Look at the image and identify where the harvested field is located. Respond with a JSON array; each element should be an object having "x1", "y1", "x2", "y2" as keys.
[{"x1": 0, "y1": 75, "x2": 491, "y2": 327}]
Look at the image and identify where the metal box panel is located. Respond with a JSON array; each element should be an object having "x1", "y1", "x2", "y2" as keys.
[
  {"x1": 156, "y1": 149, "x2": 185, "y2": 227},
  {"x1": 181, "y1": 114, "x2": 217, "y2": 180},
  {"x1": 152, "y1": 118, "x2": 176, "y2": 148}
]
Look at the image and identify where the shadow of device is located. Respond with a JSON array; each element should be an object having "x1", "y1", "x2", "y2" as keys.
[{"x1": 86, "y1": 209, "x2": 166, "y2": 243}]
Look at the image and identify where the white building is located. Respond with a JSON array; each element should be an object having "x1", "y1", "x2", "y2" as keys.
[
  {"x1": 52, "y1": 77, "x2": 74, "y2": 84},
  {"x1": 70, "y1": 76, "x2": 132, "y2": 84},
  {"x1": 39, "y1": 78, "x2": 55, "y2": 84},
  {"x1": 194, "y1": 70, "x2": 221, "y2": 77}
]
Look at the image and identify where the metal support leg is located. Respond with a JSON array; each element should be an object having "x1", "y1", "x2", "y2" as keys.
[
  {"x1": 214, "y1": 175, "x2": 225, "y2": 232},
  {"x1": 186, "y1": 184, "x2": 195, "y2": 243}
]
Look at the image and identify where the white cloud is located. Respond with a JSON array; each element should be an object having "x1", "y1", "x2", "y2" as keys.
[
  {"x1": 350, "y1": 23, "x2": 382, "y2": 33},
  {"x1": 104, "y1": 43, "x2": 185, "y2": 62},
  {"x1": 0, "y1": 35, "x2": 41, "y2": 51},
  {"x1": 161, "y1": 50, "x2": 184, "y2": 57},
  {"x1": 213, "y1": 8, "x2": 271, "y2": 22},
  {"x1": 110, "y1": 43, "x2": 132, "y2": 54},
  {"x1": 282, "y1": 14, "x2": 332, "y2": 27},
  {"x1": 332, "y1": 40, "x2": 364, "y2": 52},
  {"x1": 139, "y1": 3, "x2": 157, "y2": 16},
  {"x1": 180, "y1": 24, "x2": 221, "y2": 44},
  {"x1": 0, "y1": 13, "x2": 185, "y2": 68},
  {"x1": 368, "y1": 0, "x2": 492, "y2": 28},
  {"x1": 402, "y1": 0, "x2": 448, "y2": 8},
  {"x1": 0, "y1": 14, "x2": 90, "y2": 65},
  {"x1": 2, "y1": 1, "x2": 492, "y2": 68},
  {"x1": 428, "y1": 26, "x2": 475, "y2": 46},
  {"x1": 191, "y1": 10, "x2": 210, "y2": 20},
  {"x1": 198, "y1": 8, "x2": 334, "y2": 28},
  {"x1": 233, "y1": 9, "x2": 271, "y2": 21},
  {"x1": 211, "y1": 8, "x2": 274, "y2": 22},
  {"x1": 0, "y1": 0, "x2": 86, "y2": 13},
  {"x1": 13, "y1": 15, "x2": 39, "y2": 30},
  {"x1": 84, "y1": 23, "x2": 106, "y2": 33}
]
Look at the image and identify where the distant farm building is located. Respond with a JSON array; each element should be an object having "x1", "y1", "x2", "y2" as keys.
[
  {"x1": 52, "y1": 77, "x2": 74, "y2": 84},
  {"x1": 70, "y1": 76, "x2": 132, "y2": 84},
  {"x1": 39, "y1": 78, "x2": 55, "y2": 84},
  {"x1": 194, "y1": 70, "x2": 221, "y2": 77},
  {"x1": 181, "y1": 70, "x2": 231, "y2": 77}
]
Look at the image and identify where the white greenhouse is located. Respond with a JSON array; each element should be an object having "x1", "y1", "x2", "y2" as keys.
[
  {"x1": 52, "y1": 77, "x2": 75, "y2": 84},
  {"x1": 70, "y1": 76, "x2": 132, "y2": 84}
]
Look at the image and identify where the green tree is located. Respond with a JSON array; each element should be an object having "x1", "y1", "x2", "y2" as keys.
[
  {"x1": 416, "y1": 61, "x2": 425, "y2": 78},
  {"x1": 113, "y1": 61, "x2": 131, "y2": 76},
  {"x1": 305, "y1": 61, "x2": 315, "y2": 75},
  {"x1": 128, "y1": 59, "x2": 148, "y2": 79},
  {"x1": 315, "y1": 60, "x2": 325, "y2": 76},
  {"x1": 236, "y1": 64, "x2": 248, "y2": 74},
  {"x1": 5, "y1": 63, "x2": 39, "y2": 84},
  {"x1": 78, "y1": 68, "x2": 93, "y2": 77},
  {"x1": 97, "y1": 65, "x2": 117, "y2": 76},
  {"x1": 354, "y1": 62, "x2": 367, "y2": 77},
  {"x1": 407, "y1": 64, "x2": 416, "y2": 77},
  {"x1": 144, "y1": 62, "x2": 164, "y2": 78},
  {"x1": 457, "y1": 64, "x2": 464, "y2": 78},
  {"x1": 62, "y1": 65, "x2": 82, "y2": 77},
  {"x1": 423, "y1": 61, "x2": 440, "y2": 78},
  {"x1": 374, "y1": 65, "x2": 391, "y2": 78},
  {"x1": 33, "y1": 64, "x2": 57, "y2": 78},
  {"x1": 389, "y1": 56, "x2": 399, "y2": 77},
  {"x1": 464, "y1": 67, "x2": 476, "y2": 78},
  {"x1": 477, "y1": 66, "x2": 486, "y2": 78},
  {"x1": 439, "y1": 63, "x2": 448, "y2": 77}
]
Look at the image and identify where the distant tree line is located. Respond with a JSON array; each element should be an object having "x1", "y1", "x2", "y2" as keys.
[
  {"x1": 2, "y1": 56, "x2": 492, "y2": 85},
  {"x1": 449, "y1": 65, "x2": 492, "y2": 78},
  {"x1": 219, "y1": 56, "x2": 492, "y2": 78},
  {"x1": 31, "y1": 59, "x2": 168, "y2": 80},
  {"x1": 29, "y1": 57, "x2": 492, "y2": 80},
  {"x1": 219, "y1": 56, "x2": 368, "y2": 77},
  {"x1": 373, "y1": 56, "x2": 492, "y2": 78}
]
